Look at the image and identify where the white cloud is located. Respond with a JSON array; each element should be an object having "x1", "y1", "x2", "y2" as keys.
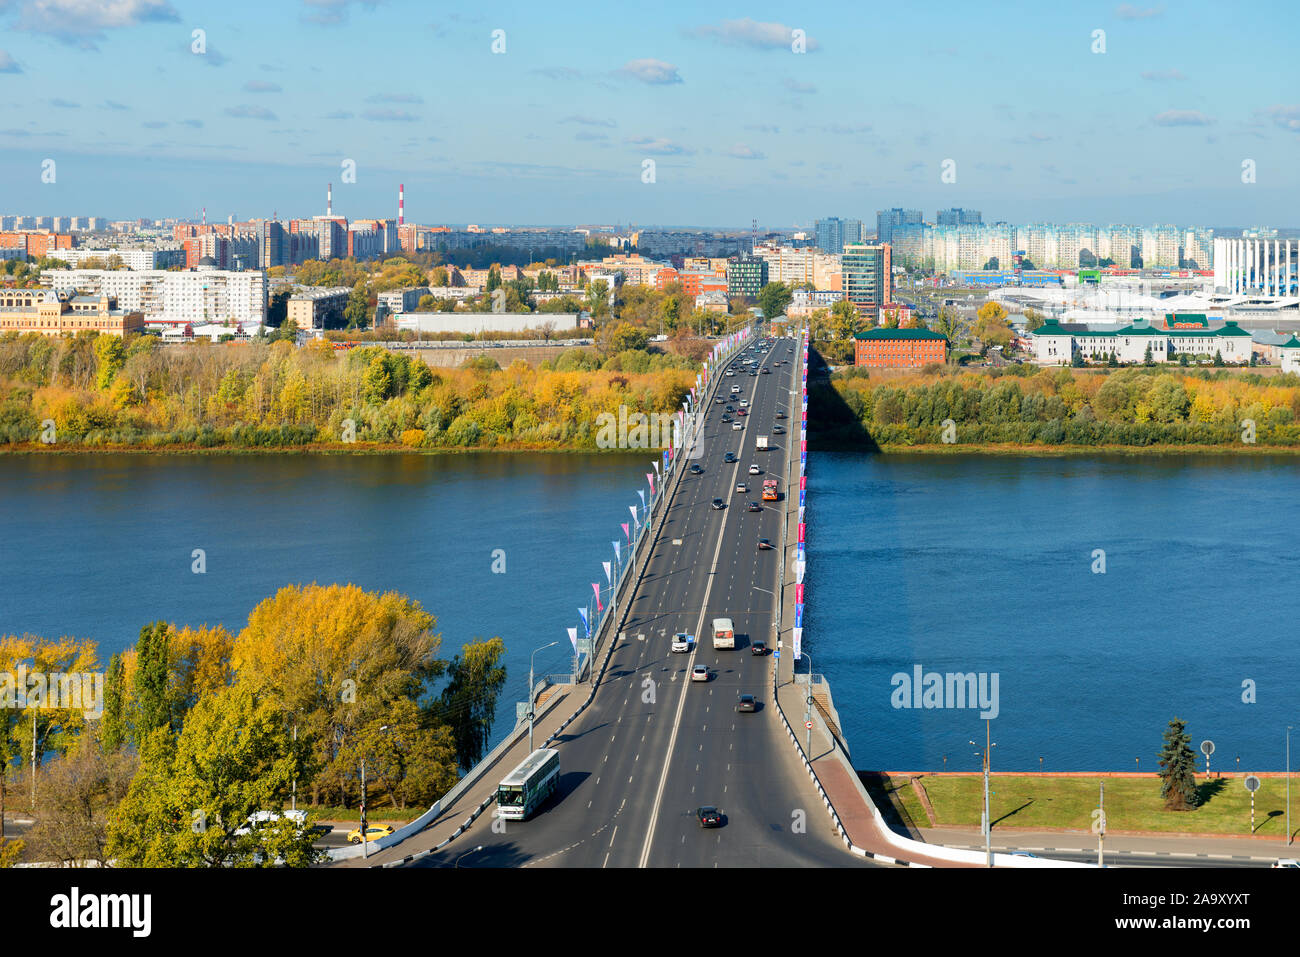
[
  {"x1": 1152, "y1": 109, "x2": 1214, "y2": 126},
  {"x1": 619, "y1": 59, "x2": 683, "y2": 85},
  {"x1": 0, "y1": 49, "x2": 21, "y2": 73},
  {"x1": 693, "y1": 18, "x2": 818, "y2": 52},
  {"x1": 726, "y1": 144, "x2": 766, "y2": 160},
  {"x1": 1140, "y1": 68, "x2": 1185, "y2": 80},
  {"x1": 224, "y1": 104, "x2": 278, "y2": 121},
  {"x1": 12, "y1": 0, "x2": 179, "y2": 49},
  {"x1": 625, "y1": 135, "x2": 693, "y2": 155}
]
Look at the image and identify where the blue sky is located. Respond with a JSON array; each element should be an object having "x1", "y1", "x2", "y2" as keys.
[{"x1": 0, "y1": 0, "x2": 1296, "y2": 228}]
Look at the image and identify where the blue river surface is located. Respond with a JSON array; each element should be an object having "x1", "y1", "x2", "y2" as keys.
[
  {"x1": 806, "y1": 452, "x2": 1300, "y2": 772},
  {"x1": 1, "y1": 450, "x2": 1297, "y2": 770}
]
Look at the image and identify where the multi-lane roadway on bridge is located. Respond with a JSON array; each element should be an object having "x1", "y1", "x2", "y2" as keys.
[{"x1": 391, "y1": 335, "x2": 874, "y2": 868}]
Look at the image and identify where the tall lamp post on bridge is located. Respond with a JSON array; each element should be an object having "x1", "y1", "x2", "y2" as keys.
[
  {"x1": 801, "y1": 652, "x2": 814, "y2": 764},
  {"x1": 1288, "y1": 725, "x2": 1294, "y2": 846},
  {"x1": 528, "y1": 641, "x2": 560, "y2": 753}
]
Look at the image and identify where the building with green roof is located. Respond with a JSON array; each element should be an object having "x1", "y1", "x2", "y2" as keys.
[{"x1": 1030, "y1": 317, "x2": 1253, "y2": 365}]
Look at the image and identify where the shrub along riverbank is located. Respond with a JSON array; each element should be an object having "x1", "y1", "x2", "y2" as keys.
[
  {"x1": 0, "y1": 332, "x2": 694, "y2": 452},
  {"x1": 812, "y1": 363, "x2": 1300, "y2": 452}
]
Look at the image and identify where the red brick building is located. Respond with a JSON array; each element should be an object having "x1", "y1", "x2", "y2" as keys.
[{"x1": 853, "y1": 328, "x2": 950, "y2": 368}]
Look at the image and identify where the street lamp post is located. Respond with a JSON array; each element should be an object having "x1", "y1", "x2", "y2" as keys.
[
  {"x1": 529, "y1": 641, "x2": 560, "y2": 752},
  {"x1": 802, "y1": 653, "x2": 814, "y2": 763},
  {"x1": 360, "y1": 723, "x2": 391, "y2": 860},
  {"x1": 456, "y1": 844, "x2": 484, "y2": 868},
  {"x1": 1288, "y1": 725, "x2": 1294, "y2": 846},
  {"x1": 970, "y1": 721, "x2": 997, "y2": 868}
]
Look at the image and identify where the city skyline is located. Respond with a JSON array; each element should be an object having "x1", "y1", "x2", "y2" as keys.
[{"x1": 0, "y1": 0, "x2": 1296, "y2": 224}]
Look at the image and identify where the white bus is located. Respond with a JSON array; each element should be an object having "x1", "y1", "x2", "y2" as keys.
[
  {"x1": 496, "y1": 748, "x2": 560, "y2": 821},
  {"x1": 712, "y1": 617, "x2": 735, "y2": 649}
]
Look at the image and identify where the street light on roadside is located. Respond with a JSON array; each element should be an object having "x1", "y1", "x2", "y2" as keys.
[
  {"x1": 970, "y1": 721, "x2": 997, "y2": 868},
  {"x1": 529, "y1": 642, "x2": 560, "y2": 752},
  {"x1": 801, "y1": 652, "x2": 814, "y2": 763},
  {"x1": 1288, "y1": 725, "x2": 1294, "y2": 847},
  {"x1": 360, "y1": 724, "x2": 391, "y2": 860},
  {"x1": 456, "y1": 844, "x2": 484, "y2": 868}
]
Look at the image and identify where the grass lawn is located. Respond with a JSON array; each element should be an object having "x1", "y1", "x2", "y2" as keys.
[{"x1": 890, "y1": 775, "x2": 1297, "y2": 838}]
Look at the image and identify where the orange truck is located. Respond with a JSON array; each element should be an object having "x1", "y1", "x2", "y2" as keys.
[{"x1": 762, "y1": 478, "x2": 778, "y2": 501}]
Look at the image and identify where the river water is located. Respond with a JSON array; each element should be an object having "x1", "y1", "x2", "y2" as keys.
[{"x1": 3, "y1": 450, "x2": 1296, "y2": 770}]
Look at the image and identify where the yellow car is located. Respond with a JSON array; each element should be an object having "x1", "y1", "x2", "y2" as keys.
[{"x1": 347, "y1": 824, "x2": 394, "y2": 844}]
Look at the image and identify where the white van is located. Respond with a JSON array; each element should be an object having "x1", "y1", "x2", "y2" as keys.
[{"x1": 712, "y1": 617, "x2": 735, "y2": 649}]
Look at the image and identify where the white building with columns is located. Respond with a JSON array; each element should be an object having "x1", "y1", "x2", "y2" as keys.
[{"x1": 1214, "y1": 237, "x2": 1298, "y2": 299}]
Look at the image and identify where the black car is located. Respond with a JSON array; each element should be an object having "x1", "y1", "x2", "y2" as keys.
[
  {"x1": 747, "y1": 501, "x2": 762, "y2": 512},
  {"x1": 711, "y1": 498, "x2": 725, "y2": 510},
  {"x1": 696, "y1": 806, "x2": 723, "y2": 828},
  {"x1": 725, "y1": 405, "x2": 734, "y2": 412},
  {"x1": 757, "y1": 538, "x2": 773, "y2": 550},
  {"x1": 689, "y1": 464, "x2": 704, "y2": 474},
  {"x1": 761, "y1": 367, "x2": 770, "y2": 374},
  {"x1": 723, "y1": 452, "x2": 737, "y2": 463},
  {"x1": 737, "y1": 695, "x2": 757, "y2": 713},
  {"x1": 750, "y1": 640, "x2": 767, "y2": 656}
]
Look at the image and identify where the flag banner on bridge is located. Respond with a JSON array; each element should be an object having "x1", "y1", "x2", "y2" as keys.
[
  {"x1": 797, "y1": 542, "x2": 804, "y2": 562},
  {"x1": 603, "y1": 560, "x2": 612, "y2": 584},
  {"x1": 796, "y1": 583, "x2": 804, "y2": 603},
  {"x1": 796, "y1": 560, "x2": 805, "y2": 583},
  {"x1": 800, "y1": 440, "x2": 807, "y2": 453},
  {"x1": 794, "y1": 604, "x2": 803, "y2": 629},
  {"x1": 689, "y1": 386, "x2": 696, "y2": 402},
  {"x1": 612, "y1": 540, "x2": 621, "y2": 561},
  {"x1": 636, "y1": 489, "x2": 645, "y2": 508},
  {"x1": 799, "y1": 476, "x2": 806, "y2": 490},
  {"x1": 800, "y1": 451, "x2": 807, "y2": 466},
  {"x1": 567, "y1": 626, "x2": 578, "y2": 652},
  {"x1": 592, "y1": 583, "x2": 602, "y2": 612},
  {"x1": 577, "y1": 607, "x2": 589, "y2": 637},
  {"x1": 646, "y1": 473, "x2": 655, "y2": 495},
  {"x1": 663, "y1": 449, "x2": 670, "y2": 472},
  {"x1": 621, "y1": 522, "x2": 630, "y2": 542},
  {"x1": 797, "y1": 523, "x2": 805, "y2": 543},
  {"x1": 800, "y1": 431, "x2": 806, "y2": 443},
  {"x1": 799, "y1": 489, "x2": 805, "y2": 507},
  {"x1": 653, "y1": 459, "x2": 660, "y2": 478},
  {"x1": 799, "y1": 506, "x2": 804, "y2": 523},
  {"x1": 793, "y1": 627, "x2": 802, "y2": 660},
  {"x1": 628, "y1": 504, "x2": 639, "y2": 526}
]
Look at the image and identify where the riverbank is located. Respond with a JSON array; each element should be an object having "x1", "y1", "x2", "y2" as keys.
[
  {"x1": 808, "y1": 438, "x2": 1300, "y2": 456},
  {"x1": 880, "y1": 772, "x2": 1297, "y2": 839},
  {"x1": 0, "y1": 441, "x2": 667, "y2": 456}
]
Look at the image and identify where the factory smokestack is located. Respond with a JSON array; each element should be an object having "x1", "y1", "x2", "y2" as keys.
[
  {"x1": 398, "y1": 183, "x2": 404, "y2": 226},
  {"x1": 327, "y1": 182, "x2": 333, "y2": 217}
]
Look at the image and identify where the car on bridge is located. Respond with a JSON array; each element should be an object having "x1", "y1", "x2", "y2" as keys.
[
  {"x1": 724, "y1": 452, "x2": 737, "y2": 463},
  {"x1": 732, "y1": 422, "x2": 743, "y2": 430},
  {"x1": 711, "y1": 498, "x2": 725, "y2": 509},
  {"x1": 737, "y1": 694, "x2": 757, "y2": 713},
  {"x1": 747, "y1": 501, "x2": 761, "y2": 512},
  {"x1": 757, "y1": 538, "x2": 774, "y2": 550},
  {"x1": 773, "y1": 425, "x2": 785, "y2": 434},
  {"x1": 735, "y1": 482, "x2": 747, "y2": 493},
  {"x1": 696, "y1": 806, "x2": 723, "y2": 827},
  {"x1": 737, "y1": 408, "x2": 747, "y2": 416},
  {"x1": 775, "y1": 410, "x2": 786, "y2": 419},
  {"x1": 721, "y1": 415, "x2": 732, "y2": 423},
  {"x1": 671, "y1": 633, "x2": 694, "y2": 653},
  {"x1": 750, "y1": 640, "x2": 768, "y2": 656},
  {"x1": 689, "y1": 464, "x2": 704, "y2": 474},
  {"x1": 748, "y1": 464, "x2": 761, "y2": 474},
  {"x1": 691, "y1": 665, "x2": 710, "y2": 682}
]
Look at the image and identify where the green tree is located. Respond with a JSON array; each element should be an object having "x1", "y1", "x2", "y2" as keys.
[
  {"x1": 344, "y1": 282, "x2": 370, "y2": 330},
  {"x1": 437, "y1": 638, "x2": 507, "y2": 770},
  {"x1": 756, "y1": 281, "x2": 793, "y2": 321},
  {"x1": 1143, "y1": 342, "x2": 1154, "y2": 366},
  {"x1": 1213, "y1": 350, "x2": 1225, "y2": 367},
  {"x1": 363, "y1": 354, "x2": 393, "y2": 402},
  {"x1": 1023, "y1": 308, "x2": 1046, "y2": 333},
  {"x1": 133, "y1": 622, "x2": 174, "y2": 743},
  {"x1": 107, "y1": 685, "x2": 320, "y2": 867},
  {"x1": 101, "y1": 652, "x2": 127, "y2": 752},
  {"x1": 430, "y1": 267, "x2": 449, "y2": 288},
  {"x1": 828, "y1": 300, "x2": 860, "y2": 340},
  {"x1": 93, "y1": 334, "x2": 126, "y2": 390},
  {"x1": 1157, "y1": 718, "x2": 1200, "y2": 811}
]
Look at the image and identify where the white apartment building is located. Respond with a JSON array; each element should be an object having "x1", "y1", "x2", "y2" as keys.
[
  {"x1": 40, "y1": 267, "x2": 267, "y2": 326},
  {"x1": 1032, "y1": 317, "x2": 1254, "y2": 365},
  {"x1": 45, "y1": 246, "x2": 186, "y2": 270}
]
